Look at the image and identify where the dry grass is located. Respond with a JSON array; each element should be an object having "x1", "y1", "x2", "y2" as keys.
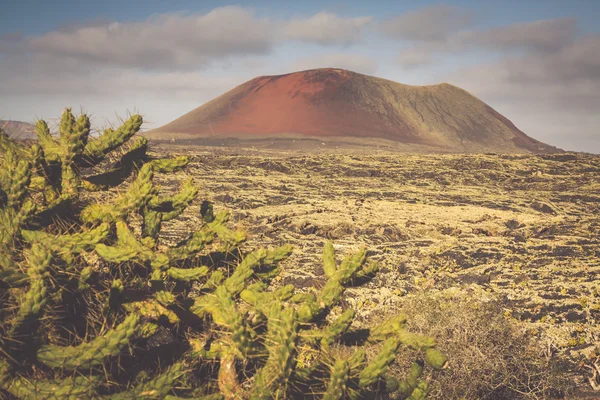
[{"x1": 391, "y1": 287, "x2": 570, "y2": 399}]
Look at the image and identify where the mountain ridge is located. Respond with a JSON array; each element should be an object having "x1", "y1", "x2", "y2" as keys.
[
  {"x1": 148, "y1": 68, "x2": 560, "y2": 153},
  {"x1": 1, "y1": 120, "x2": 37, "y2": 140}
]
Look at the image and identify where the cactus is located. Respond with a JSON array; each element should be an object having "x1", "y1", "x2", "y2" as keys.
[
  {"x1": 0, "y1": 150, "x2": 34, "y2": 257},
  {"x1": 358, "y1": 337, "x2": 401, "y2": 388},
  {"x1": 56, "y1": 109, "x2": 89, "y2": 195},
  {"x1": 21, "y1": 223, "x2": 110, "y2": 264},
  {"x1": 166, "y1": 224, "x2": 216, "y2": 261},
  {"x1": 1, "y1": 371, "x2": 99, "y2": 399},
  {"x1": 81, "y1": 163, "x2": 156, "y2": 223},
  {"x1": 107, "y1": 362, "x2": 187, "y2": 399},
  {"x1": 253, "y1": 306, "x2": 298, "y2": 398},
  {"x1": 95, "y1": 220, "x2": 154, "y2": 263},
  {"x1": 167, "y1": 265, "x2": 210, "y2": 281},
  {"x1": 297, "y1": 245, "x2": 372, "y2": 322},
  {"x1": 397, "y1": 362, "x2": 429, "y2": 400},
  {"x1": 34, "y1": 119, "x2": 58, "y2": 161},
  {"x1": 84, "y1": 136, "x2": 148, "y2": 190},
  {"x1": 0, "y1": 267, "x2": 27, "y2": 287},
  {"x1": 36, "y1": 312, "x2": 140, "y2": 370},
  {"x1": 83, "y1": 114, "x2": 143, "y2": 166},
  {"x1": 0, "y1": 129, "x2": 27, "y2": 157},
  {"x1": 0, "y1": 107, "x2": 447, "y2": 399},
  {"x1": 7, "y1": 244, "x2": 52, "y2": 338},
  {"x1": 324, "y1": 359, "x2": 351, "y2": 400}
]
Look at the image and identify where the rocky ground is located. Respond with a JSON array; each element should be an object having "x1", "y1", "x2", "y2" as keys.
[{"x1": 149, "y1": 144, "x2": 600, "y2": 397}]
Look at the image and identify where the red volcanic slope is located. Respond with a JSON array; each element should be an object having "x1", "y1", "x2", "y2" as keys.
[{"x1": 152, "y1": 68, "x2": 559, "y2": 153}]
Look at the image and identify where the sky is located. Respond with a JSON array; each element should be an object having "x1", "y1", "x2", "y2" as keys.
[{"x1": 0, "y1": 0, "x2": 598, "y2": 152}]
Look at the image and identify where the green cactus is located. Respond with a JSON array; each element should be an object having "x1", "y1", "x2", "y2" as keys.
[
  {"x1": 0, "y1": 150, "x2": 35, "y2": 257},
  {"x1": 57, "y1": 108, "x2": 89, "y2": 195},
  {"x1": 83, "y1": 114, "x2": 143, "y2": 166},
  {"x1": 81, "y1": 163, "x2": 156, "y2": 223},
  {"x1": 2, "y1": 150, "x2": 32, "y2": 209},
  {"x1": 84, "y1": 136, "x2": 148, "y2": 190},
  {"x1": 166, "y1": 225, "x2": 216, "y2": 261},
  {"x1": 1, "y1": 107, "x2": 447, "y2": 400},
  {"x1": 0, "y1": 128, "x2": 27, "y2": 157},
  {"x1": 223, "y1": 245, "x2": 292, "y2": 295},
  {"x1": 8, "y1": 244, "x2": 53, "y2": 337},
  {"x1": 36, "y1": 312, "x2": 140, "y2": 370},
  {"x1": 21, "y1": 223, "x2": 110, "y2": 259},
  {"x1": 303, "y1": 308, "x2": 355, "y2": 348},
  {"x1": 124, "y1": 299, "x2": 179, "y2": 324},
  {"x1": 167, "y1": 265, "x2": 210, "y2": 281},
  {"x1": 95, "y1": 220, "x2": 154, "y2": 262},
  {"x1": 81, "y1": 156, "x2": 190, "y2": 223},
  {"x1": 142, "y1": 209, "x2": 163, "y2": 239},
  {"x1": 297, "y1": 245, "x2": 373, "y2": 322},
  {"x1": 398, "y1": 361, "x2": 427, "y2": 399},
  {"x1": 2, "y1": 372, "x2": 99, "y2": 399},
  {"x1": 107, "y1": 362, "x2": 187, "y2": 399},
  {"x1": 358, "y1": 337, "x2": 401, "y2": 388},
  {"x1": 34, "y1": 119, "x2": 59, "y2": 161},
  {"x1": 324, "y1": 359, "x2": 351, "y2": 400},
  {"x1": 148, "y1": 178, "x2": 198, "y2": 217},
  {"x1": 0, "y1": 267, "x2": 28, "y2": 287},
  {"x1": 78, "y1": 266, "x2": 94, "y2": 289},
  {"x1": 253, "y1": 306, "x2": 298, "y2": 398}
]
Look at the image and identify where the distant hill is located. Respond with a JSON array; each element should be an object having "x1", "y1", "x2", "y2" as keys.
[
  {"x1": 0, "y1": 120, "x2": 37, "y2": 140},
  {"x1": 147, "y1": 68, "x2": 560, "y2": 153}
]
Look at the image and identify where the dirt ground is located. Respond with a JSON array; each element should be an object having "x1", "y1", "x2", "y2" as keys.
[{"x1": 149, "y1": 143, "x2": 600, "y2": 397}]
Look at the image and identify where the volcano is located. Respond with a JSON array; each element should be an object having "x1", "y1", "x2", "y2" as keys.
[
  {"x1": 1, "y1": 120, "x2": 37, "y2": 140},
  {"x1": 148, "y1": 68, "x2": 560, "y2": 153}
]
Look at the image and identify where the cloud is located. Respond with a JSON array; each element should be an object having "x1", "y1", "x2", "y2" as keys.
[
  {"x1": 441, "y1": 34, "x2": 600, "y2": 152},
  {"x1": 0, "y1": 54, "x2": 246, "y2": 97},
  {"x1": 0, "y1": 31, "x2": 24, "y2": 53},
  {"x1": 2, "y1": 7, "x2": 374, "y2": 71},
  {"x1": 385, "y1": 8, "x2": 579, "y2": 68},
  {"x1": 284, "y1": 12, "x2": 373, "y2": 45},
  {"x1": 380, "y1": 5, "x2": 597, "y2": 151},
  {"x1": 381, "y1": 4, "x2": 473, "y2": 42},
  {"x1": 396, "y1": 46, "x2": 437, "y2": 68},
  {"x1": 0, "y1": 5, "x2": 376, "y2": 122},
  {"x1": 0, "y1": 59, "x2": 251, "y2": 129},
  {"x1": 291, "y1": 53, "x2": 378, "y2": 75},
  {"x1": 446, "y1": 34, "x2": 600, "y2": 105},
  {"x1": 396, "y1": 18, "x2": 577, "y2": 69},
  {"x1": 25, "y1": 7, "x2": 275, "y2": 70},
  {"x1": 464, "y1": 17, "x2": 578, "y2": 53}
]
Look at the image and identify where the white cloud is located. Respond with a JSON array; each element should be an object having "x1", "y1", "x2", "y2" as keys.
[
  {"x1": 2, "y1": 7, "x2": 374, "y2": 71},
  {"x1": 463, "y1": 17, "x2": 578, "y2": 53},
  {"x1": 381, "y1": 4, "x2": 473, "y2": 42},
  {"x1": 26, "y1": 7, "x2": 275, "y2": 70},
  {"x1": 387, "y1": 13, "x2": 579, "y2": 68},
  {"x1": 291, "y1": 53, "x2": 378, "y2": 75},
  {"x1": 441, "y1": 34, "x2": 600, "y2": 152},
  {"x1": 285, "y1": 12, "x2": 373, "y2": 45},
  {"x1": 396, "y1": 47, "x2": 436, "y2": 69},
  {"x1": 0, "y1": 6, "x2": 375, "y2": 125}
]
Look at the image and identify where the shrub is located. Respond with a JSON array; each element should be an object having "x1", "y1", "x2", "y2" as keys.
[{"x1": 392, "y1": 288, "x2": 569, "y2": 399}]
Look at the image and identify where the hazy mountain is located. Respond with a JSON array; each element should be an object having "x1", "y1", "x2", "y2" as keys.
[
  {"x1": 147, "y1": 68, "x2": 561, "y2": 153},
  {"x1": 0, "y1": 120, "x2": 37, "y2": 140}
]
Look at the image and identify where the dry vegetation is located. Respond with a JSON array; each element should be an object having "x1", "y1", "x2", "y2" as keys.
[{"x1": 149, "y1": 143, "x2": 600, "y2": 398}]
